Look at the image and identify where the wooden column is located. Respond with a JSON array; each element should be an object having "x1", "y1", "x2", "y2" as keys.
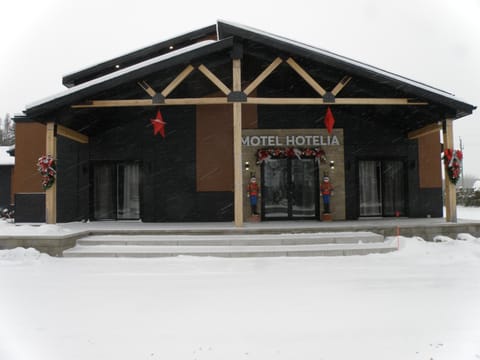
[
  {"x1": 45, "y1": 122, "x2": 57, "y2": 224},
  {"x1": 232, "y1": 58, "x2": 243, "y2": 227},
  {"x1": 443, "y1": 118, "x2": 457, "y2": 222}
]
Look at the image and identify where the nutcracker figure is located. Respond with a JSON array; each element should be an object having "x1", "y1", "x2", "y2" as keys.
[
  {"x1": 247, "y1": 176, "x2": 260, "y2": 215},
  {"x1": 320, "y1": 176, "x2": 333, "y2": 214}
]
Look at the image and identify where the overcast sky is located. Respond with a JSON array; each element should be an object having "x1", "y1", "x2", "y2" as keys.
[{"x1": 1, "y1": 0, "x2": 479, "y2": 176}]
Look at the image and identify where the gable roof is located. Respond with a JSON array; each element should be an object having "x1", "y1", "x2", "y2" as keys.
[
  {"x1": 217, "y1": 20, "x2": 475, "y2": 117},
  {"x1": 26, "y1": 38, "x2": 233, "y2": 116},
  {"x1": 25, "y1": 20, "x2": 475, "y2": 120},
  {"x1": 62, "y1": 25, "x2": 217, "y2": 88}
]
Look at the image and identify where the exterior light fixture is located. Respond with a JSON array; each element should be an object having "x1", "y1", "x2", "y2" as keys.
[
  {"x1": 329, "y1": 160, "x2": 335, "y2": 170},
  {"x1": 169, "y1": 45, "x2": 174, "y2": 50},
  {"x1": 115, "y1": 64, "x2": 121, "y2": 69},
  {"x1": 244, "y1": 161, "x2": 250, "y2": 171}
]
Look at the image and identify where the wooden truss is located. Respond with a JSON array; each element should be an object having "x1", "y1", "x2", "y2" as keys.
[{"x1": 72, "y1": 57, "x2": 429, "y2": 109}]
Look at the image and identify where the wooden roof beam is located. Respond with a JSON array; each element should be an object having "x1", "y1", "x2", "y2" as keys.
[
  {"x1": 286, "y1": 57, "x2": 326, "y2": 96},
  {"x1": 407, "y1": 122, "x2": 442, "y2": 140},
  {"x1": 331, "y1": 76, "x2": 352, "y2": 96},
  {"x1": 198, "y1": 64, "x2": 231, "y2": 95},
  {"x1": 246, "y1": 97, "x2": 429, "y2": 105},
  {"x1": 137, "y1": 80, "x2": 157, "y2": 97},
  {"x1": 160, "y1": 65, "x2": 195, "y2": 98},
  {"x1": 57, "y1": 124, "x2": 89, "y2": 143},
  {"x1": 72, "y1": 97, "x2": 229, "y2": 108},
  {"x1": 243, "y1": 57, "x2": 283, "y2": 96},
  {"x1": 72, "y1": 97, "x2": 428, "y2": 108}
]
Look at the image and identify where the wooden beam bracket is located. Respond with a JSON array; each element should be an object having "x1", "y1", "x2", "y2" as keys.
[
  {"x1": 323, "y1": 91, "x2": 335, "y2": 103},
  {"x1": 152, "y1": 93, "x2": 165, "y2": 104},
  {"x1": 227, "y1": 91, "x2": 247, "y2": 102}
]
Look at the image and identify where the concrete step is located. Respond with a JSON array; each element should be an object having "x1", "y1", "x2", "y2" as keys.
[
  {"x1": 63, "y1": 232, "x2": 397, "y2": 258},
  {"x1": 63, "y1": 242, "x2": 397, "y2": 258},
  {"x1": 76, "y1": 231, "x2": 384, "y2": 246}
]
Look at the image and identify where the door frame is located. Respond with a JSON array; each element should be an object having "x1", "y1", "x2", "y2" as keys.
[{"x1": 260, "y1": 158, "x2": 319, "y2": 220}]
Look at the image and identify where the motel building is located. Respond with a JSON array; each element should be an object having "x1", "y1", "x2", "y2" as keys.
[{"x1": 12, "y1": 21, "x2": 476, "y2": 226}]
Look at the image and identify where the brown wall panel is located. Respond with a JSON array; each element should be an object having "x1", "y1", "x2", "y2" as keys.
[
  {"x1": 12, "y1": 122, "x2": 46, "y2": 195},
  {"x1": 196, "y1": 104, "x2": 233, "y2": 191},
  {"x1": 418, "y1": 131, "x2": 442, "y2": 188},
  {"x1": 242, "y1": 104, "x2": 258, "y2": 129},
  {"x1": 196, "y1": 103, "x2": 257, "y2": 192}
]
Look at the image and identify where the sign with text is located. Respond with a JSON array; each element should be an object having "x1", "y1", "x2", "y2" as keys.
[{"x1": 242, "y1": 134, "x2": 340, "y2": 147}]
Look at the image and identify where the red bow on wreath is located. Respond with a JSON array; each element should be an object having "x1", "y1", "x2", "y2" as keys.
[
  {"x1": 442, "y1": 149, "x2": 463, "y2": 185},
  {"x1": 37, "y1": 155, "x2": 56, "y2": 190}
]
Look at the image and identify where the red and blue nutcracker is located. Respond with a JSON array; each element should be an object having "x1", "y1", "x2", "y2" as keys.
[
  {"x1": 320, "y1": 176, "x2": 334, "y2": 214},
  {"x1": 247, "y1": 176, "x2": 259, "y2": 215}
]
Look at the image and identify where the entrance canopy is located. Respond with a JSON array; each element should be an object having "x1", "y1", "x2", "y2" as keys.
[{"x1": 25, "y1": 20, "x2": 475, "y2": 125}]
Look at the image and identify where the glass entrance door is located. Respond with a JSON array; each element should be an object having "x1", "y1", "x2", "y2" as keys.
[
  {"x1": 93, "y1": 162, "x2": 140, "y2": 220},
  {"x1": 291, "y1": 159, "x2": 317, "y2": 218},
  {"x1": 359, "y1": 160, "x2": 405, "y2": 217},
  {"x1": 262, "y1": 159, "x2": 318, "y2": 220}
]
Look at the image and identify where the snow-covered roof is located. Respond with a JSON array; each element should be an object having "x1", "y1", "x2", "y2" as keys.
[
  {"x1": 62, "y1": 25, "x2": 217, "y2": 88},
  {"x1": 27, "y1": 40, "x2": 217, "y2": 111},
  {"x1": 217, "y1": 20, "x2": 472, "y2": 108},
  {"x1": 25, "y1": 20, "x2": 475, "y2": 118},
  {"x1": 0, "y1": 146, "x2": 15, "y2": 166}
]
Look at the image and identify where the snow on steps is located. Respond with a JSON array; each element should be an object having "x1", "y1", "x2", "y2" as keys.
[{"x1": 63, "y1": 232, "x2": 397, "y2": 258}]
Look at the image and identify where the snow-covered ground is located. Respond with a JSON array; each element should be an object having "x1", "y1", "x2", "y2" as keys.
[{"x1": 1, "y1": 208, "x2": 480, "y2": 360}]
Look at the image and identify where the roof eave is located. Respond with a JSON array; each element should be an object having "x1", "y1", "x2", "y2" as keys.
[
  {"x1": 26, "y1": 37, "x2": 233, "y2": 119},
  {"x1": 217, "y1": 20, "x2": 476, "y2": 118},
  {"x1": 62, "y1": 24, "x2": 217, "y2": 88}
]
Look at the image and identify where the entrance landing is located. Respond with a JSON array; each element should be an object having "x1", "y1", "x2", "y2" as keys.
[
  {"x1": 63, "y1": 231, "x2": 395, "y2": 258},
  {"x1": 2, "y1": 218, "x2": 480, "y2": 257}
]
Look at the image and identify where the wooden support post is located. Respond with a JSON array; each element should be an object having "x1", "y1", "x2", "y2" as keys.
[
  {"x1": 443, "y1": 118, "x2": 457, "y2": 222},
  {"x1": 232, "y1": 58, "x2": 243, "y2": 227},
  {"x1": 45, "y1": 122, "x2": 57, "y2": 224}
]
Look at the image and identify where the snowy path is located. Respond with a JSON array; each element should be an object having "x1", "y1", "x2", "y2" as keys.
[{"x1": 1, "y1": 236, "x2": 480, "y2": 360}]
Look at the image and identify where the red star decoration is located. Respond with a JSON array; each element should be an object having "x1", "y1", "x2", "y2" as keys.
[
  {"x1": 324, "y1": 106, "x2": 335, "y2": 134},
  {"x1": 150, "y1": 110, "x2": 166, "y2": 138}
]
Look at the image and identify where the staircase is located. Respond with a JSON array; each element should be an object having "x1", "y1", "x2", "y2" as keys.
[{"x1": 62, "y1": 231, "x2": 397, "y2": 258}]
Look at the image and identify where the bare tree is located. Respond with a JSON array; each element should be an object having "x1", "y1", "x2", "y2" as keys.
[{"x1": 1, "y1": 113, "x2": 15, "y2": 146}]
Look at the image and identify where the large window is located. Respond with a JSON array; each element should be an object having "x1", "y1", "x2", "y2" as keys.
[
  {"x1": 93, "y1": 162, "x2": 140, "y2": 220},
  {"x1": 359, "y1": 160, "x2": 406, "y2": 217}
]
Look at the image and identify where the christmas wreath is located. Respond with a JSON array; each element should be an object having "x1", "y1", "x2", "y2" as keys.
[
  {"x1": 37, "y1": 155, "x2": 56, "y2": 190},
  {"x1": 256, "y1": 147, "x2": 327, "y2": 164},
  {"x1": 442, "y1": 149, "x2": 462, "y2": 185}
]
